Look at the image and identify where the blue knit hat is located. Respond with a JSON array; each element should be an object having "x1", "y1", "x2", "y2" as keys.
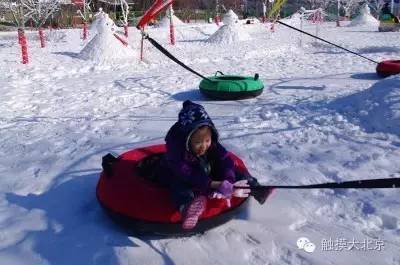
[{"x1": 178, "y1": 100, "x2": 218, "y2": 150}]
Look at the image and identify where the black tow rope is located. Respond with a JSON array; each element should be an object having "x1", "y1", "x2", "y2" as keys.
[
  {"x1": 143, "y1": 33, "x2": 214, "y2": 83},
  {"x1": 277, "y1": 21, "x2": 380, "y2": 64},
  {"x1": 236, "y1": 177, "x2": 400, "y2": 190}
]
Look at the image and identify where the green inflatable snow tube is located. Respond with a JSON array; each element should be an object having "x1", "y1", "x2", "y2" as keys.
[{"x1": 199, "y1": 72, "x2": 264, "y2": 100}]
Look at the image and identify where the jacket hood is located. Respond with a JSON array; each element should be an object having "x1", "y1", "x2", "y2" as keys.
[{"x1": 177, "y1": 100, "x2": 219, "y2": 151}]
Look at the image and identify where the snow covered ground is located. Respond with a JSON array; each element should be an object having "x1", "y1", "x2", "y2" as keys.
[{"x1": 0, "y1": 19, "x2": 400, "y2": 265}]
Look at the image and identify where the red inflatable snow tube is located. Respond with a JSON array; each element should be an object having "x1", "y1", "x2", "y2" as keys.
[
  {"x1": 96, "y1": 144, "x2": 250, "y2": 236},
  {"x1": 376, "y1": 60, "x2": 400, "y2": 77}
]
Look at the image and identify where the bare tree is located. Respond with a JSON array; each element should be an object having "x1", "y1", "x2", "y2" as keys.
[
  {"x1": 365, "y1": 0, "x2": 383, "y2": 17},
  {"x1": 119, "y1": 0, "x2": 129, "y2": 25},
  {"x1": 339, "y1": 0, "x2": 364, "y2": 18},
  {"x1": 3, "y1": 0, "x2": 27, "y2": 27},
  {"x1": 77, "y1": 0, "x2": 93, "y2": 21},
  {"x1": 22, "y1": 0, "x2": 62, "y2": 27}
]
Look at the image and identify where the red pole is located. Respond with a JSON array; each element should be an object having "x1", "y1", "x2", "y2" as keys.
[
  {"x1": 169, "y1": 22, "x2": 175, "y2": 45},
  {"x1": 18, "y1": 27, "x2": 22, "y2": 45},
  {"x1": 18, "y1": 28, "x2": 29, "y2": 64},
  {"x1": 215, "y1": 15, "x2": 220, "y2": 26},
  {"x1": 169, "y1": 5, "x2": 175, "y2": 45},
  {"x1": 83, "y1": 22, "x2": 88, "y2": 40},
  {"x1": 113, "y1": 33, "x2": 128, "y2": 46},
  {"x1": 124, "y1": 24, "x2": 128, "y2": 38},
  {"x1": 39, "y1": 27, "x2": 45, "y2": 48}
]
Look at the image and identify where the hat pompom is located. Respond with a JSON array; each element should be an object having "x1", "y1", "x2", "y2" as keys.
[{"x1": 182, "y1": 100, "x2": 193, "y2": 109}]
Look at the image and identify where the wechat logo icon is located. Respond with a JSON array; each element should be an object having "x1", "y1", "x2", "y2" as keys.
[{"x1": 297, "y1": 237, "x2": 316, "y2": 253}]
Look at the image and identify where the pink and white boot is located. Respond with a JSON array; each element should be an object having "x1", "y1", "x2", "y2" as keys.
[{"x1": 181, "y1": 196, "x2": 207, "y2": 230}]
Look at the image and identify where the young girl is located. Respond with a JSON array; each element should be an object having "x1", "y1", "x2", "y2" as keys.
[{"x1": 156, "y1": 100, "x2": 272, "y2": 230}]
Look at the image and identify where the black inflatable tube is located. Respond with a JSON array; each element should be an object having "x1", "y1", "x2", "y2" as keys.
[{"x1": 200, "y1": 87, "x2": 264, "y2": 100}]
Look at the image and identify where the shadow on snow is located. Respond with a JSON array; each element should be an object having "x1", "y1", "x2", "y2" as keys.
[{"x1": 6, "y1": 174, "x2": 128, "y2": 265}]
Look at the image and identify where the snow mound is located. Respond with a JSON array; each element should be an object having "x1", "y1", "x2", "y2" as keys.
[
  {"x1": 329, "y1": 75, "x2": 400, "y2": 136},
  {"x1": 222, "y1": 9, "x2": 239, "y2": 25},
  {"x1": 348, "y1": 4, "x2": 379, "y2": 27},
  {"x1": 206, "y1": 24, "x2": 251, "y2": 44},
  {"x1": 280, "y1": 12, "x2": 302, "y2": 27},
  {"x1": 157, "y1": 15, "x2": 185, "y2": 28},
  {"x1": 79, "y1": 12, "x2": 135, "y2": 65}
]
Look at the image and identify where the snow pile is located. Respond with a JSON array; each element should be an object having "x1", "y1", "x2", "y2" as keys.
[
  {"x1": 222, "y1": 9, "x2": 239, "y2": 25},
  {"x1": 280, "y1": 12, "x2": 302, "y2": 27},
  {"x1": 207, "y1": 9, "x2": 251, "y2": 44},
  {"x1": 157, "y1": 15, "x2": 185, "y2": 27},
  {"x1": 348, "y1": 4, "x2": 379, "y2": 27},
  {"x1": 89, "y1": 8, "x2": 105, "y2": 34},
  {"x1": 157, "y1": 9, "x2": 185, "y2": 28},
  {"x1": 79, "y1": 12, "x2": 135, "y2": 65},
  {"x1": 328, "y1": 75, "x2": 400, "y2": 136}
]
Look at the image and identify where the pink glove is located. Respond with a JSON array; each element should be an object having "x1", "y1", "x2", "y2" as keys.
[
  {"x1": 217, "y1": 180, "x2": 234, "y2": 198},
  {"x1": 232, "y1": 180, "x2": 251, "y2": 198}
]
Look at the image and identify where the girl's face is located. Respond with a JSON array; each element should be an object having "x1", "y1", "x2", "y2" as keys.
[{"x1": 190, "y1": 126, "x2": 212, "y2": 156}]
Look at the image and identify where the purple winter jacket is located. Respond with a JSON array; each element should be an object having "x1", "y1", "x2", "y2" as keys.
[
  {"x1": 159, "y1": 123, "x2": 236, "y2": 194},
  {"x1": 157, "y1": 101, "x2": 236, "y2": 194}
]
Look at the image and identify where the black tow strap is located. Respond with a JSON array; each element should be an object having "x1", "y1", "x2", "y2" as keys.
[
  {"x1": 277, "y1": 21, "x2": 380, "y2": 64},
  {"x1": 236, "y1": 177, "x2": 400, "y2": 190},
  {"x1": 145, "y1": 35, "x2": 214, "y2": 83}
]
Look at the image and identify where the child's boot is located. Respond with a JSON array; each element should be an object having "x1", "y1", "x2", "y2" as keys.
[{"x1": 181, "y1": 195, "x2": 207, "y2": 230}]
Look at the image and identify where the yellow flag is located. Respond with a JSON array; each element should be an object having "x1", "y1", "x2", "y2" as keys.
[{"x1": 268, "y1": 0, "x2": 287, "y2": 19}]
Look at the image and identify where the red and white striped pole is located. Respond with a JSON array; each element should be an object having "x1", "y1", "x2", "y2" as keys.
[
  {"x1": 215, "y1": 0, "x2": 220, "y2": 26},
  {"x1": 124, "y1": 24, "x2": 129, "y2": 38},
  {"x1": 169, "y1": 4, "x2": 175, "y2": 45},
  {"x1": 18, "y1": 28, "x2": 29, "y2": 64},
  {"x1": 113, "y1": 33, "x2": 128, "y2": 46},
  {"x1": 83, "y1": 21, "x2": 88, "y2": 40},
  {"x1": 18, "y1": 27, "x2": 22, "y2": 45},
  {"x1": 38, "y1": 27, "x2": 45, "y2": 48},
  {"x1": 215, "y1": 15, "x2": 220, "y2": 26}
]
